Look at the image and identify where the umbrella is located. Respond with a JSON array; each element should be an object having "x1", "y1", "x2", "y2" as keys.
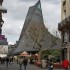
[
  {"x1": 20, "y1": 51, "x2": 29, "y2": 56},
  {"x1": 35, "y1": 53, "x2": 39, "y2": 57}
]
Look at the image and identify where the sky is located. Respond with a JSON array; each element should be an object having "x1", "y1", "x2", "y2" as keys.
[{"x1": 2, "y1": 0, "x2": 61, "y2": 44}]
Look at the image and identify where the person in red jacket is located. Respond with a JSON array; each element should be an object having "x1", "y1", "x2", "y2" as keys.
[{"x1": 62, "y1": 58, "x2": 69, "y2": 70}]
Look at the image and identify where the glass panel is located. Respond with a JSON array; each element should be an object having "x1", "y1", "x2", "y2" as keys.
[
  {"x1": 38, "y1": 3, "x2": 41, "y2": 10},
  {"x1": 64, "y1": 32, "x2": 68, "y2": 43}
]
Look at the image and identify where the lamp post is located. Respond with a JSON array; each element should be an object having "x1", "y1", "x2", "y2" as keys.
[{"x1": 0, "y1": 22, "x2": 4, "y2": 35}]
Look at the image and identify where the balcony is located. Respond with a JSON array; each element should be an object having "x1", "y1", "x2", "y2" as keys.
[
  {"x1": 0, "y1": 6, "x2": 7, "y2": 13},
  {"x1": 58, "y1": 16, "x2": 70, "y2": 31}
]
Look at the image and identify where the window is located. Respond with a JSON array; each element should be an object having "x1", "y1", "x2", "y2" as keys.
[
  {"x1": 69, "y1": 29, "x2": 70, "y2": 41},
  {"x1": 62, "y1": 32, "x2": 64, "y2": 43},
  {"x1": 63, "y1": 0, "x2": 66, "y2": 6},
  {"x1": 64, "y1": 32, "x2": 68, "y2": 43},
  {"x1": 62, "y1": 31, "x2": 68, "y2": 43},
  {"x1": 63, "y1": 9, "x2": 66, "y2": 19}
]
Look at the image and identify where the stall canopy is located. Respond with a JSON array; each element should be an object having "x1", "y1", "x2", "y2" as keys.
[{"x1": 20, "y1": 51, "x2": 29, "y2": 57}]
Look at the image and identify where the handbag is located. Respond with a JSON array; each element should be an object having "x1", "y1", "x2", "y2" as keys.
[{"x1": 50, "y1": 65, "x2": 53, "y2": 68}]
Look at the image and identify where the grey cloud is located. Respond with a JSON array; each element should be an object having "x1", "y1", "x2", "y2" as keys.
[
  {"x1": 44, "y1": 0, "x2": 60, "y2": 4},
  {"x1": 5, "y1": 35, "x2": 19, "y2": 44},
  {"x1": 3, "y1": 0, "x2": 29, "y2": 20},
  {"x1": 18, "y1": 0, "x2": 37, "y2": 2},
  {"x1": 3, "y1": 0, "x2": 36, "y2": 21},
  {"x1": 41, "y1": 1, "x2": 61, "y2": 32},
  {"x1": 3, "y1": 0, "x2": 60, "y2": 21},
  {"x1": 19, "y1": 0, "x2": 60, "y2": 4},
  {"x1": 2, "y1": 19, "x2": 23, "y2": 36}
]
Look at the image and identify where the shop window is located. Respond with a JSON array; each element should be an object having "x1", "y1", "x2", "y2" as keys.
[
  {"x1": 63, "y1": 9, "x2": 66, "y2": 19},
  {"x1": 62, "y1": 33, "x2": 64, "y2": 43},
  {"x1": 69, "y1": 30, "x2": 70, "y2": 42},
  {"x1": 62, "y1": 31, "x2": 68, "y2": 43},
  {"x1": 64, "y1": 32, "x2": 68, "y2": 43}
]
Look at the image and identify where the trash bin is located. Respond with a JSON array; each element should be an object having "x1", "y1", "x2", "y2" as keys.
[{"x1": 41, "y1": 60, "x2": 46, "y2": 69}]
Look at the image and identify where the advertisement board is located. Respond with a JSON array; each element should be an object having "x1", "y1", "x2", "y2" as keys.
[
  {"x1": 0, "y1": 35, "x2": 5, "y2": 40},
  {"x1": 0, "y1": 45, "x2": 8, "y2": 54}
]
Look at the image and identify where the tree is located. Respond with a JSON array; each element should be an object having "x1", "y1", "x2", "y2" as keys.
[
  {"x1": 27, "y1": 24, "x2": 46, "y2": 51},
  {"x1": 27, "y1": 24, "x2": 61, "y2": 61},
  {"x1": 27, "y1": 24, "x2": 46, "y2": 61}
]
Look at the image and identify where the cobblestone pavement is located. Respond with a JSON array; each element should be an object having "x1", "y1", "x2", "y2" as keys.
[{"x1": 0, "y1": 62, "x2": 70, "y2": 70}]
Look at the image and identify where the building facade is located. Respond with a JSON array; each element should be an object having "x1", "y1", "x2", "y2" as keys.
[
  {"x1": 0, "y1": 0, "x2": 7, "y2": 34},
  {"x1": 58, "y1": 0, "x2": 70, "y2": 60},
  {"x1": 61, "y1": 0, "x2": 70, "y2": 20},
  {"x1": 0, "y1": 0, "x2": 8, "y2": 57},
  {"x1": 0, "y1": 0, "x2": 8, "y2": 45}
]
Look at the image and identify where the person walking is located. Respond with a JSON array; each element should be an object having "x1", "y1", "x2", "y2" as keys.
[
  {"x1": 18, "y1": 57, "x2": 23, "y2": 70},
  {"x1": 47, "y1": 59, "x2": 53, "y2": 70},
  {"x1": 23, "y1": 57, "x2": 28, "y2": 70},
  {"x1": 62, "y1": 58, "x2": 69, "y2": 70},
  {"x1": 5, "y1": 57, "x2": 9, "y2": 68}
]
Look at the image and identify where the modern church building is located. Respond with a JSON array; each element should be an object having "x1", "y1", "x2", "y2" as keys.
[{"x1": 14, "y1": 0, "x2": 61, "y2": 55}]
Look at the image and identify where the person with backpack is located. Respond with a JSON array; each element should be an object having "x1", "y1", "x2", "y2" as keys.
[
  {"x1": 18, "y1": 57, "x2": 23, "y2": 70},
  {"x1": 5, "y1": 57, "x2": 9, "y2": 68},
  {"x1": 47, "y1": 59, "x2": 53, "y2": 70},
  {"x1": 23, "y1": 57, "x2": 28, "y2": 70}
]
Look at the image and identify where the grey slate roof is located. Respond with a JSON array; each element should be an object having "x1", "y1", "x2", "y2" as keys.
[
  {"x1": 13, "y1": 0, "x2": 61, "y2": 55},
  {"x1": 19, "y1": 0, "x2": 43, "y2": 41},
  {"x1": 13, "y1": 0, "x2": 44, "y2": 54},
  {"x1": 41, "y1": 31, "x2": 61, "y2": 50}
]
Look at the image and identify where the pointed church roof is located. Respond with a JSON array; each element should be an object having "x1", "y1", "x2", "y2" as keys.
[
  {"x1": 13, "y1": 0, "x2": 61, "y2": 55},
  {"x1": 19, "y1": 0, "x2": 44, "y2": 41},
  {"x1": 14, "y1": 0, "x2": 45, "y2": 54}
]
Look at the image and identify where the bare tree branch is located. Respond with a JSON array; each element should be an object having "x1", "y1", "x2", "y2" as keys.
[
  {"x1": 27, "y1": 25, "x2": 46, "y2": 50},
  {"x1": 51, "y1": 31, "x2": 59, "y2": 47}
]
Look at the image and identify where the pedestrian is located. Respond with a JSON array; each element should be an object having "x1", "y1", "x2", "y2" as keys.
[
  {"x1": 62, "y1": 58, "x2": 69, "y2": 70},
  {"x1": 23, "y1": 57, "x2": 28, "y2": 70},
  {"x1": 5, "y1": 57, "x2": 9, "y2": 68},
  {"x1": 0, "y1": 57, "x2": 1, "y2": 64},
  {"x1": 17, "y1": 58, "x2": 18, "y2": 64},
  {"x1": 18, "y1": 57, "x2": 23, "y2": 70},
  {"x1": 47, "y1": 59, "x2": 53, "y2": 70}
]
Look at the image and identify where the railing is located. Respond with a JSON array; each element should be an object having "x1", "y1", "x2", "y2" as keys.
[
  {"x1": 58, "y1": 16, "x2": 70, "y2": 30},
  {"x1": 0, "y1": 6, "x2": 7, "y2": 13}
]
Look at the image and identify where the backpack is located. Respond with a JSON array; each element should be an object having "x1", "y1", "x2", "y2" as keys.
[
  {"x1": 23, "y1": 59, "x2": 28, "y2": 65},
  {"x1": 19, "y1": 58, "x2": 23, "y2": 64}
]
